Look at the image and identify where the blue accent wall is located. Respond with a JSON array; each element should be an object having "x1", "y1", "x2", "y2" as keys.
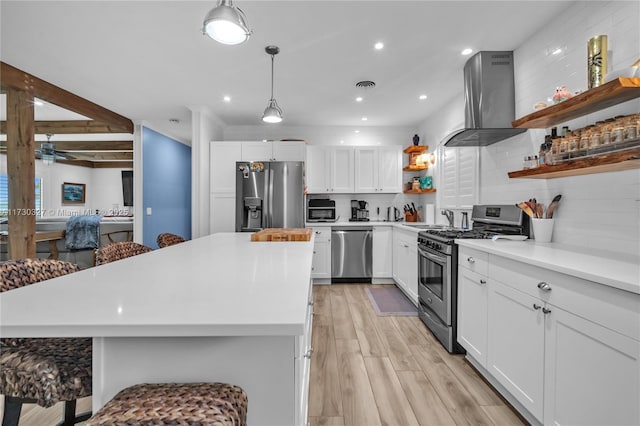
[{"x1": 142, "y1": 127, "x2": 191, "y2": 248}]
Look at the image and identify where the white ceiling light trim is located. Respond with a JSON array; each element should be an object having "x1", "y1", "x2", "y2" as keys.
[
  {"x1": 262, "y1": 45, "x2": 283, "y2": 124},
  {"x1": 461, "y1": 48, "x2": 473, "y2": 55},
  {"x1": 203, "y1": 0, "x2": 252, "y2": 45}
]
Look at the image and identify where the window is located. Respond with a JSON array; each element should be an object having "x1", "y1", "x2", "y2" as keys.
[{"x1": 0, "y1": 174, "x2": 43, "y2": 218}]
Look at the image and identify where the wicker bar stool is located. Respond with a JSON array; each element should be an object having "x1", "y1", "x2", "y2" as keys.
[
  {"x1": 0, "y1": 258, "x2": 92, "y2": 426},
  {"x1": 93, "y1": 241, "x2": 153, "y2": 266},
  {"x1": 87, "y1": 382, "x2": 248, "y2": 426},
  {"x1": 156, "y1": 232, "x2": 187, "y2": 248}
]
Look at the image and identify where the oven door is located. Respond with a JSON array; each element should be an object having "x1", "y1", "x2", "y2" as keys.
[{"x1": 417, "y1": 244, "x2": 452, "y2": 325}]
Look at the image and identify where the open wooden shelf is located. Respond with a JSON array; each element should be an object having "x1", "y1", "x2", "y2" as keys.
[
  {"x1": 403, "y1": 188, "x2": 436, "y2": 194},
  {"x1": 512, "y1": 78, "x2": 640, "y2": 129},
  {"x1": 403, "y1": 164, "x2": 428, "y2": 171},
  {"x1": 508, "y1": 145, "x2": 640, "y2": 179},
  {"x1": 403, "y1": 145, "x2": 428, "y2": 153}
]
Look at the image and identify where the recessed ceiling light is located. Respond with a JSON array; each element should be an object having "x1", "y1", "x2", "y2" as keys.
[
  {"x1": 34, "y1": 100, "x2": 44, "y2": 106},
  {"x1": 419, "y1": 94, "x2": 427, "y2": 100},
  {"x1": 374, "y1": 42, "x2": 384, "y2": 50},
  {"x1": 551, "y1": 47, "x2": 563, "y2": 55},
  {"x1": 340, "y1": 140, "x2": 345, "y2": 144},
  {"x1": 361, "y1": 117, "x2": 368, "y2": 121},
  {"x1": 461, "y1": 48, "x2": 473, "y2": 55},
  {"x1": 355, "y1": 97, "x2": 363, "y2": 102},
  {"x1": 223, "y1": 95, "x2": 231, "y2": 102},
  {"x1": 354, "y1": 130, "x2": 360, "y2": 134}
]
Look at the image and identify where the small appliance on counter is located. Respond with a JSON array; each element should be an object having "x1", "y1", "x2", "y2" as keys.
[
  {"x1": 350, "y1": 200, "x2": 369, "y2": 222},
  {"x1": 307, "y1": 199, "x2": 338, "y2": 222}
]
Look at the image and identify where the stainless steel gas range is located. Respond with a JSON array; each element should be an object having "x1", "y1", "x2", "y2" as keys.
[{"x1": 417, "y1": 204, "x2": 529, "y2": 353}]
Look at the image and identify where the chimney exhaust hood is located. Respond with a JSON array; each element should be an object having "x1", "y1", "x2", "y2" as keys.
[{"x1": 444, "y1": 51, "x2": 526, "y2": 147}]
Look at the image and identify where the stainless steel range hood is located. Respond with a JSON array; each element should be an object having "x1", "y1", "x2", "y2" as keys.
[{"x1": 444, "y1": 51, "x2": 526, "y2": 147}]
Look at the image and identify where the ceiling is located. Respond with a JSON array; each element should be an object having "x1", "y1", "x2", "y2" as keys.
[{"x1": 1, "y1": 1, "x2": 574, "y2": 153}]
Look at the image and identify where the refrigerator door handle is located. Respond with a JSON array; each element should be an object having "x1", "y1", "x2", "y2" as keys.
[{"x1": 267, "y1": 167, "x2": 274, "y2": 228}]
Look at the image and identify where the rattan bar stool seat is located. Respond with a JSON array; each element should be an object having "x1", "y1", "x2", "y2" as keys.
[{"x1": 86, "y1": 382, "x2": 248, "y2": 426}]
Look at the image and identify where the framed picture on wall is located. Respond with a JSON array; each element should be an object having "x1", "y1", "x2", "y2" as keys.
[{"x1": 61, "y1": 182, "x2": 86, "y2": 204}]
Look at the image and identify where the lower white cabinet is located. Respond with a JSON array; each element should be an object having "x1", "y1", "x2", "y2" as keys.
[
  {"x1": 372, "y1": 226, "x2": 392, "y2": 278},
  {"x1": 210, "y1": 193, "x2": 236, "y2": 233},
  {"x1": 457, "y1": 246, "x2": 640, "y2": 425},
  {"x1": 392, "y1": 228, "x2": 418, "y2": 304},
  {"x1": 294, "y1": 280, "x2": 314, "y2": 426},
  {"x1": 543, "y1": 304, "x2": 639, "y2": 426},
  {"x1": 488, "y1": 280, "x2": 545, "y2": 421},
  {"x1": 310, "y1": 228, "x2": 331, "y2": 280},
  {"x1": 457, "y1": 267, "x2": 489, "y2": 367}
]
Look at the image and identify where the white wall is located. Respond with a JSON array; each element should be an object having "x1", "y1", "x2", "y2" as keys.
[
  {"x1": 417, "y1": 1, "x2": 640, "y2": 255},
  {"x1": 1, "y1": 155, "x2": 130, "y2": 217}
]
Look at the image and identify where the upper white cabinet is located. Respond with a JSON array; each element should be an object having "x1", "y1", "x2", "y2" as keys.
[
  {"x1": 241, "y1": 141, "x2": 306, "y2": 162},
  {"x1": 439, "y1": 146, "x2": 478, "y2": 209},
  {"x1": 306, "y1": 146, "x2": 354, "y2": 193},
  {"x1": 354, "y1": 146, "x2": 402, "y2": 193},
  {"x1": 210, "y1": 142, "x2": 242, "y2": 193}
]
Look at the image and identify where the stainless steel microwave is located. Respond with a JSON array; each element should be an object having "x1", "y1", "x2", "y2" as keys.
[{"x1": 307, "y1": 199, "x2": 337, "y2": 222}]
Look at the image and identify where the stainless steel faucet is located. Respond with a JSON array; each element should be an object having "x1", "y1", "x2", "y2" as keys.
[{"x1": 441, "y1": 209, "x2": 454, "y2": 228}]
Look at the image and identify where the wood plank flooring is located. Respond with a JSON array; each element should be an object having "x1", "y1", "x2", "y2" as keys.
[
  {"x1": 1, "y1": 284, "x2": 525, "y2": 426},
  {"x1": 308, "y1": 284, "x2": 526, "y2": 426}
]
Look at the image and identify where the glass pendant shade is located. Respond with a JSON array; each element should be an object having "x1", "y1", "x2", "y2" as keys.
[
  {"x1": 262, "y1": 99, "x2": 283, "y2": 123},
  {"x1": 203, "y1": 0, "x2": 251, "y2": 45},
  {"x1": 41, "y1": 142, "x2": 55, "y2": 165}
]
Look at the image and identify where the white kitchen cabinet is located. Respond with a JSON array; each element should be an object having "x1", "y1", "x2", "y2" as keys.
[
  {"x1": 439, "y1": 146, "x2": 478, "y2": 209},
  {"x1": 306, "y1": 146, "x2": 354, "y2": 193},
  {"x1": 457, "y1": 253, "x2": 489, "y2": 367},
  {"x1": 543, "y1": 305, "x2": 639, "y2": 426},
  {"x1": 488, "y1": 279, "x2": 545, "y2": 421},
  {"x1": 210, "y1": 142, "x2": 242, "y2": 193},
  {"x1": 354, "y1": 146, "x2": 402, "y2": 193},
  {"x1": 241, "y1": 141, "x2": 305, "y2": 162},
  {"x1": 392, "y1": 228, "x2": 418, "y2": 305},
  {"x1": 310, "y1": 228, "x2": 331, "y2": 281},
  {"x1": 457, "y1": 247, "x2": 640, "y2": 425},
  {"x1": 372, "y1": 226, "x2": 392, "y2": 279},
  {"x1": 209, "y1": 193, "x2": 236, "y2": 233}
]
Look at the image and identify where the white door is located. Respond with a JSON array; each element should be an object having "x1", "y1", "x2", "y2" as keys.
[
  {"x1": 330, "y1": 147, "x2": 354, "y2": 193},
  {"x1": 544, "y1": 305, "x2": 640, "y2": 426},
  {"x1": 272, "y1": 142, "x2": 305, "y2": 161},
  {"x1": 305, "y1": 146, "x2": 329, "y2": 193},
  {"x1": 457, "y1": 267, "x2": 488, "y2": 366},
  {"x1": 354, "y1": 147, "x2": 378, "y2": 193},
  {"x1": 372, "y1": 226, "x2": 392, "y2": 278},
  {"x1": 378, "y1": 146, "x2": 402, "y2": 193},
  {"x1": 488, "y1": 280, "x2": 545, "y2": 421},
  {"x1": 210, "y1": 193, "x2": 236, "y2": 233}
]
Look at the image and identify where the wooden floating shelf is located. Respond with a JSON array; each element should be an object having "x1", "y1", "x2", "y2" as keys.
[
  {"x1": 403, "y1": 145, "x2": 428, "y2": 153},
  {"x1": 507, "y1": 146, "x2": 640, "y2": 179},
  {"x1": 403, "y1": 165, "x2": 428, "y2": 171},
  {"x1": 403, "y1": 188, "x2": 436, "y2": 194},
  {"x1": 512, "y1": 77, "x2": 640, "y2": 129}
]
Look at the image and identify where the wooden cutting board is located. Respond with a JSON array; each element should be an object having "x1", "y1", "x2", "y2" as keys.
[{"x1": 251, "y1": 228, "x2": 312, "y2": 242}]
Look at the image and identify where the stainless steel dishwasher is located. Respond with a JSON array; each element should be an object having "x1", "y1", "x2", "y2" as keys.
[{"x1": 331, "y1": 226, "x2": 372, "y2": 283}]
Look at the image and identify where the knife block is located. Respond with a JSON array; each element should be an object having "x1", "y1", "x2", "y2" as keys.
[{"x1": 405, "y1": 211, "x2": 418, "y2": 222}]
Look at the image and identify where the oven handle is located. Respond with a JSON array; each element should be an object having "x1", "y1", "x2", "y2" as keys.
[{"x1": 418, "y1": 245, "x2": 448, "y2": 265}]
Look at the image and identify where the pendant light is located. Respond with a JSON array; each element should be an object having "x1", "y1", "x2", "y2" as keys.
[
  {"x1": 262, "y1": 45, "x2": 283, "y2": 124},
  {"x1": 41, "y1": 134, "x2": 55, "y2": 165},
  {"x1": 202, "y1": 0, "x2": 252, "y2": 45}
]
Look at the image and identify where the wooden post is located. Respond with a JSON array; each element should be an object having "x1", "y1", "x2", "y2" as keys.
[{"x1": 6, "y1": 88, "x2": 36, "y2": 259}]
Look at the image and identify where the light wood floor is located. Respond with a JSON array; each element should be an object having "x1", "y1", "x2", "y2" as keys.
[
  {"x1": 308, "y1": 284, "x2": 526, "y2": 426},
  {"x1": 1, "y1": 284, "x2": 525, "y2": 426}
]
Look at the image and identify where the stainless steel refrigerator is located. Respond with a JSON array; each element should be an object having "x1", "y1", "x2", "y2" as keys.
[{"x1": 235, "y1": 161, "x2": 305, "y2": 232}]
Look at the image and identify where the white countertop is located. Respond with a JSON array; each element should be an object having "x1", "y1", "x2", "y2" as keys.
[
  {"x1": 456, "y1": 239, "x2": 640, "y2": 295},
  {"x1": 0, "y1": 233, "x2": 314, "y2": 338}
]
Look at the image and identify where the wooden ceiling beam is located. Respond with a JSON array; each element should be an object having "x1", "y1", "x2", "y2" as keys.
[
  {"x1": 0, "y1": 140, "x2": 133, "y2": 150},
  {"x1": 0, "y1": 120, "x2": 131, "y2": 134},
  {"x1": 0, "y1": 62, "x2": 133, "y2": 134},
  {"x1": 91, "y1": 161, "x2": 133, "y2": 169},
  {"x1": 70, "y1": 152, "x2": 133, "y2": 161}
]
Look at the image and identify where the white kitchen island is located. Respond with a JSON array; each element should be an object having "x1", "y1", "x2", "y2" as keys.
[{"x1": 0, "y1": 232, "x2": 315, "y2": 426}]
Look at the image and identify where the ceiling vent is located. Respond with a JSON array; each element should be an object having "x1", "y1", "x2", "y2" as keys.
[{"x1": 355, "y1": 80, "x2": 376, "y2": 89}]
